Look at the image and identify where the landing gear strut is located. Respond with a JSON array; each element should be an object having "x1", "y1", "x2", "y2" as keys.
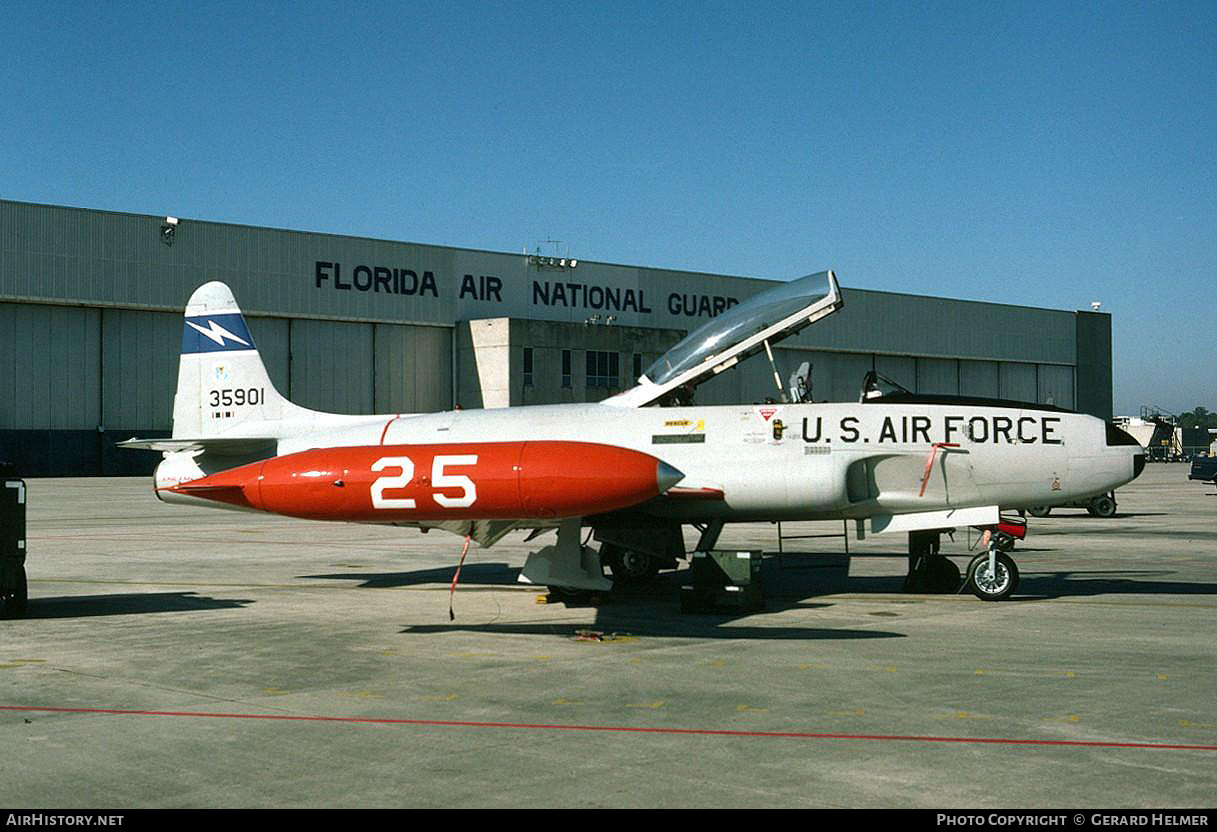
[
  {"x1": 903, "y1": 531, "x2": 961, "y2": 593},
  {"x1": 903, "y1": 519, "x2": 1026, "y2": 600},
  {"x1": 967, "y1": 547, "x2": 1019, "y2": 601},
  {"x1": 965, "y1": 519, "x2": 1024, "y2": 601}
]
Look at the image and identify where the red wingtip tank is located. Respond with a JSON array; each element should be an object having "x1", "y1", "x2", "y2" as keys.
[{"x1": 163, "y1": 441, "x2": 683, "y2": 523}]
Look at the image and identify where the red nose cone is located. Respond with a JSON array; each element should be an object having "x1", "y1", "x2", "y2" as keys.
[{"x1": 166, "y1": 441, "x2": 683, "y2": 523}]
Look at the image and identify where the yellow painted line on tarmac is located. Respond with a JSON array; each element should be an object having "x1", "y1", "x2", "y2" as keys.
[
  {"x1": 831, "y1": 708, "x2": 865, "y2": 717},
  {"x1": 736, "y1": 705, "x2": 768, "y2": 713},
  {"x1": 552, "y1": 698, "x2": 582, "y2": 705},
  {"x1": 1178, "y1": 719, "x2": 1217, "y2": 730},
  {"x1": 625, "y1": 701, "x2": 665, "y2": 710}
]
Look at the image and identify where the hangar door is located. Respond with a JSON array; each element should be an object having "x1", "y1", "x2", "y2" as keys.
[
  {"x1": 374, "y1": 323, "x2": 452, "y2": 414},
  {"x1": 288, "y1": 320, "x2": 452, "y2": 415}
]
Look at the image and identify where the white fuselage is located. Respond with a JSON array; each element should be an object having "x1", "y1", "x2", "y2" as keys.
[{"x1": 229, "y1": 399, "x2": 1138, "y2": 523}]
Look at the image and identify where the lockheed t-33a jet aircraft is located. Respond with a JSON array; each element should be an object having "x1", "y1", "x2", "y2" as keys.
[{"x1": 123, "y1": 272, "x2": 1144, "y2": 601}]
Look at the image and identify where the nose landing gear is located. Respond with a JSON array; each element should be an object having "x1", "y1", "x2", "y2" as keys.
[
  {"x1": 967, "y1": 546, "x2": 1020, "y2": 601},
  {"x1": 903, "y1": 517, "x2": 1026, "y2": 601},
  {"x1": 966, "y1": 518, "x2": 1025, "y2": 601}
]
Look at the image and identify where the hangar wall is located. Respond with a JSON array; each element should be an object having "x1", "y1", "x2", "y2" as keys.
[{"x1": 0, "y1": 199, "x2": 1112, "y2": 475}]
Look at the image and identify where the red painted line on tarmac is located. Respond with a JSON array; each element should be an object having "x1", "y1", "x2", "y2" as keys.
[{"x1": 3, "y1": 705, "x2": 1216, "y2": 752}]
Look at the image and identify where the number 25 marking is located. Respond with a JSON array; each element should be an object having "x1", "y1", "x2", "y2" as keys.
[{"x1": 370, "y1": 455, "x2": 478, "y2": 510}]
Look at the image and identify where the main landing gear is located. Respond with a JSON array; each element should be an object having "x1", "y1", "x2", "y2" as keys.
[
  {"x1": 600, "y1": 542, "x2": 660, "y2": 584},
  {"x1": 903, "y1": 531, "x2": 961, "y2": 594},
  {"x1": 904, "y1": 518, "x2": 1025, "y2": 601}
]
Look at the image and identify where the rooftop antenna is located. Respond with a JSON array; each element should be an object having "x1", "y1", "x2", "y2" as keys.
[{"x1": 527, "y1": 238, "x2": 577, "y2": 270}]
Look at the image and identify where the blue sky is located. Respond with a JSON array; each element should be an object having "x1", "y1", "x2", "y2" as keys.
[{"x1": 3, "y1": 1, "x2": 1214, "y2": 416}]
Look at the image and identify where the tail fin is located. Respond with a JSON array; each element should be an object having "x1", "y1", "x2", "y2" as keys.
[{"x1": 173, "y1": 281, "x2": 296, "y2": 438}]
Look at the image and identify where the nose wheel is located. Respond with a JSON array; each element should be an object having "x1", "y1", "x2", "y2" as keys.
[{"x1": 967, "y1": 547, "x2": 1020, "y2": 601}]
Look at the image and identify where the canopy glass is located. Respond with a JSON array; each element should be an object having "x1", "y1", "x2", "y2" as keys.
[{"x1": 645, "y1": 271, "x2": 837, "y2": 386}]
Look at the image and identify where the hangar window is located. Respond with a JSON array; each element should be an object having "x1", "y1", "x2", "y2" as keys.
[
  {"x1": 633, "y1": 353, "x2": 643, "y2": 382},
  {"x1": 562, "y1": 350, "x2": 572, "y2": 388},
  {"x1": 523, "y1": 348, "x2": 534, "y2": 386},
  {"x1": 587, "y1": 351, "x2": 620, "y2": 389}
]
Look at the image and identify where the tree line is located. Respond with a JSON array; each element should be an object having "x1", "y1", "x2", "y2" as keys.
[{"x1": 1178, "y1": 407, "x2": 1217, "y2": 429}]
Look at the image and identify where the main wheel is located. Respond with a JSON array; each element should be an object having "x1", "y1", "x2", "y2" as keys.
[
  {"x1": 1087, "y1": 495, "x2": 1116, "y2": 517},
  {"x1": 0, "y1": 565, "x2": 28, "y2": 620},
  {"x1": 967, "y1": 551, "x2": 1019, "y2": 601},
  {"x1": 927, "y1": 556, "x2": 961, "y2": 593},
  {"x1": 1027, "y1": 506, "x2": 1052, "y2": 518},
  {"x1": 602, "y1": 544, "x2": 659, "y2": 583}
]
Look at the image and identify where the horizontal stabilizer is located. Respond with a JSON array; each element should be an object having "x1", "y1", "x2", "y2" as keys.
[
  {"x1": 119, "y1": 437, "x2": 277, "y2": 455},
  {"x1": 173, "y1": 484, "x2": 245, "y2": 494},
  {"x1": 162, "y1": 482, "x2": 254, "y2": 510}
]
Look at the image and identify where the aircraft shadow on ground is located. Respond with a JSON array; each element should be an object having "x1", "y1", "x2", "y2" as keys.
[
  {"x1": 404, "y1": 571, "x2": 900, "y2": 639},
  {"x1": 305, "y1": 550, "x2": 1216, "y2": 631},
  {"x1": 401, "y1": 619, "x2": 903, "y2": 641},
  {"x1": 303, "y1": 562, "x2": 519, "y2": 588},
  {"x1": 769, "y1": 556, "x2": 1217, "y2": 601},
  {"x1": 1034, "y1": 512, "x2": 1169, "y2": 519},
  {"x1": 1012, "y1": 571, "x2": 1217, "y2": 600},
  {"x1": 22, "y1": 592, "x2": 253, "y2": 619}
]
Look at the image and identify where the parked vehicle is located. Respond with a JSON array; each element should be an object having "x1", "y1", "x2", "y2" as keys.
[
  {"x1": 1189, "y1": 456, "x2": 1217, "y2": 485},
  {"x1": 1026, "y1": 492, "x2": 1118, "y2": 518}
]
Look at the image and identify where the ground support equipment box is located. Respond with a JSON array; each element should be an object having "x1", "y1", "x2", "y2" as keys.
[
  {"x1": 680, "y1": 549, "x2": 763, "y2": 613},
  {"x1": 1, "y1": 476, "x2": 27, "y2": 619}
]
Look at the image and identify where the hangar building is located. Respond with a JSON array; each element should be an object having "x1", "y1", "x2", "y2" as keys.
[{"x1": 0, "y1": 199, "x2": 1112, "y2": 476}]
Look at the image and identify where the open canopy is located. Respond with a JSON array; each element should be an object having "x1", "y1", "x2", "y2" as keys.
[{"x1": 607, "y1": 270, "x2": 843, "y2": 407}]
